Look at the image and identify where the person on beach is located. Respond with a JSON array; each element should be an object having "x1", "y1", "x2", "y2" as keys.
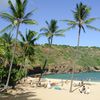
[
  {"x1": 79, "y1": 85, "x2": 86, "y2": 94},
  {"x1": 47, "y1": 81, "x2": 51, "y2": 89},
  {"x1": 85, "y1": 87, "x2": 90, "y2": 94},
  {"x1": 80, "y1": 80, "x2": 84, "y2": 86},
  {"x1": 78, "y1": 80, "x2": 84, "y2": 86},
  {"x1": 61, "y1": 79, "x2": 64, "y2": 86},
  {"x1": 79, "y1": 85, "x2": 90, "y2": 94}
]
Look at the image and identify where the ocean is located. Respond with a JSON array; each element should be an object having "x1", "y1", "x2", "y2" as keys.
[{"x1": 43, "y1": 72, "x2": 100, "y2": 82}]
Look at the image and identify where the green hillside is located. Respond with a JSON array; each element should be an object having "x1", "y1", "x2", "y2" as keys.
[{"x1": 33, "y1": 45, "x2": 100, "y2": 73}]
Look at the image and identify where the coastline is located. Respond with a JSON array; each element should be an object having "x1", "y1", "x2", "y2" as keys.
[
  {"x1": 0, "y1": 77, "x2": 100, "y2": 100},
  {"x1": 43, "y1": 71, "x2": 100, "y2": 82}
]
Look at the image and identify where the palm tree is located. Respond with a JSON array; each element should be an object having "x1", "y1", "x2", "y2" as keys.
[
  {"x1": 0, "y1": 0, "x2": 37, "y2": 90},
  {"x1": 2, "y1": 33, "x2": 12, "y2": 44},
  {"x1": 40, "y1": 19, "x2": 64, "y2": 46},
  {"x1": 19, "y1": 30, "x2": 39, "y2": 76},
  {"x1": 63, "y1": 2, "x2": 100, "y2": 92},
  {"x1": 1, "y1": 33, "x2": 13, "y2": 68}
]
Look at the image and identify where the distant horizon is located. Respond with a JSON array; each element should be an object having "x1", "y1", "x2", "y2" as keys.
[{"x1": 35, "y1": 43, "x2": 100, "y2": 48}]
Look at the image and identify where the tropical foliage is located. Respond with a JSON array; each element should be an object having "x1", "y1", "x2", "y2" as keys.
[
  {"x1": 63, "y1": 2, "x2": 100, "y2": 92},
  {"x1": 19, "y1": 30, "x2": 39, "y2": 76},
  {"x1": 0, "y1": 1, "x2": 100, "y2": 93},
  {"x1": 63, "y1": 2, "x2": 100, "y2": 46},
  {"x1": 40, "y1": 19, "x2": 65, "y2": 46},
  {"x1": 0, "y1": 0, "x2": 37, "y2": 90}
]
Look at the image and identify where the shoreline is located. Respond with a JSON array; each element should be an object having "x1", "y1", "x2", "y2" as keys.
[
  {"x1": 43, "y1": 71, "x2": 100, "y2": 82},
  {"x1": 0, "y1": 77, "x2": 100, "y2": 100},
  {"x1": 42, "y1": 78, "x2": 100, "y2": 85}
]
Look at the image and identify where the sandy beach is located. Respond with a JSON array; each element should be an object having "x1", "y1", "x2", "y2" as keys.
[{"x1": 0, "y1": 78, "x2": 100, "y2": 100}]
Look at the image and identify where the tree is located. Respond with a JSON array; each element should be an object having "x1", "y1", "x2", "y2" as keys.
[
  {"x1": 2, "y1": 33, "x2": 12, "y2": 44},
  {"x1": 0, "y1": 37, "x2": 11, "y2": 87},
  {"x1": 40, "y1": 19, "x2": 64, "y2": 46},
  {"x1": 0, "y1": 0, "x2": 37, "y2": 90},
  {"x1": 1, "y1": 33, "x2": 13, "y2": 68},
  {"x1": 63, "y1": 2, "x2": 100, "y2": 92},
  {"x1": 19, "y1": 30, "x2": 39, "y2": 76}
]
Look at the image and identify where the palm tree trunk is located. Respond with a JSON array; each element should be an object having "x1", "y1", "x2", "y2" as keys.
[
  {"x1": 77, "y1": 27, "x2": 81, "y2": 47},
  {"x1": 48, "y1": 38, "x2": 51, "y2": 46},
  {"x1": 4, "y1": 24, "x2": 20, "y2": 90},
  {"x1": 38, "y1": 59, "x2": 47, "y2": 84},
  {"x1": 69, "y1": 27, "x2": 81, "y2": 92},
  {"x1": 50, "y1": 36, "x2": 53, "y2": 45},
  {"x1": 24, "y1": 57, "x2": 28, "y2": 77}
]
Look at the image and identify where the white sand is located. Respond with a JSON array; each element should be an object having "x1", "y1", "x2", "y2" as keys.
[
  {"x1": 2, "y1": 78, "x2": 100, "y2": 100},
  {"x1": 32, "y1": 79, "x2": 100, "y2": 100}
]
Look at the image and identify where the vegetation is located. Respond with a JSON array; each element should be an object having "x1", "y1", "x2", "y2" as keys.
[
  {"x1": 32, "y1": 45, "x2": 100, "y2": 71},
  {"x1": 40, "y1": 19, "x2": 65, "y2": 46},
  {"x1": 19, "y1": 30, "x2": 39, "y2": 76},
  {"x1": 63, "y1": 2, "x2": 100, "y2": 92},
  {"x1": 0, "y1": 1, "x2": 100, "y2": 93},
  {"x1": 0, "y1": 0, "x2": 37, "y2": 90}
]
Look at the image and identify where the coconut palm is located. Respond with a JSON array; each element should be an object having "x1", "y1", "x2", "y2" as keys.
[
  {"x1": 1, "y1": 33, "x2": 13, "y2": 67},
  {"x1": 40, "y1": 19, "x2": 64, "y2": 46},
  {"x1": 19, "y1": 30, "x2": 39, "y2": 76},
  {"x1": 0, "y1": 0, "x2": 37, "y2": 90},
  {"x1": 2, "y1": 33, "x2": 12, "y2": 43},
  {"x1": 63, "y1": 2, "x2": 100, "y2": 92},
  {"x1": 19, "y1": 30, "x2": 39, "y2": 57}
]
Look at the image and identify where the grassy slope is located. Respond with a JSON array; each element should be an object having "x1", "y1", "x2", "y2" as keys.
[{"x1": 33, "y1": 45, "x2": 100, "y2": 72}]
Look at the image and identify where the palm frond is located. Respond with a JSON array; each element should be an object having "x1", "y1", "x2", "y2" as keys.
[
  {"x1": 45, "y1": 21, "x2": 50, "y2": 28},
  {"x1": 0, "y1": 24, "x2": 13, "y2": 33},
  {"x1": 81, "y1": 25, "x2": 85, "y2": 33},
  {"x1": 55, "y1": 29, "x2": 66, "y2": 34},
  {"x1": 23, "y1": 0, "x2": 28, "y2": 12},
  {"x1": 54, "y1": 33, "x2": 64, "y2": 37},
  {"x1": 50, "y1": 19, "x2": 58, "y2": 32},
  {"x1": 61, "y1": 20, "x2": 68, "y2": 22},
  {"x1": 62, "y1": 19, "x2": 77, "y2": 25},
  {"x1": 67, "y1": 21, "x2": 77, "y2": 26},
  {"x1": 82, "y1": 7, "x2": 91, "y2": 20},
  {"x1": 27, "y1": 30, "x2": 37, "y2": 41},
  {"x1": 24, "y1": 9, "x2": 37, "y2": 19},
  {"x1": 16, "y1": 0, "x2": 23, "y2": 18},
  {"x1": 2, "y1": 33, "x2": 13, "y2": 43},
  {"x1": 73, "y1": 2, "x2": 90, "y2": 21},
  {"x1": 66, "y1": 25, "x2": 76, "y2": 30},
  {"x1": 40, "y1": 27, "x2": 49, "y2": 32},
  {"x1": 30, "y1": 35, "x2": 39, "y2": 45},
  {"x1": 86, "y1": 24, "x2": 100, "y2": 31},
  {"x1": 0, "y1": 13, "x2": 14, "y2": 22},
  {"x1": 22, "y1": 19, "x2": 37, "y2": 24},
  {"x1": 40, "y1": 32, "x2": 51, "y2": 37},
  {"x1": 84, "y1": 18, "x2": 96, "y2": 24},
  {"x1": 8, "y1": 0, "x2": 17, "y2": 16},
  {"x1": 19, "y1": 31, "x2": 25, "y2": 42}
]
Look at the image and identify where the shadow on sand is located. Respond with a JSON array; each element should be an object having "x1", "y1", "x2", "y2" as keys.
[{"x1": 0, "y1": 91, "x2": 41, "y2": 100}]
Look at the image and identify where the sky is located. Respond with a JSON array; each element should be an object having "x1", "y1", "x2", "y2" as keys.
[{"x1": 0, "y1": 0, "x2": 100, "y2": 47}]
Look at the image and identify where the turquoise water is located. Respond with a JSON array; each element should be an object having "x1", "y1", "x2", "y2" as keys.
[{"x1": 43, "y1": 72, "x2": 100, "y2": 82}]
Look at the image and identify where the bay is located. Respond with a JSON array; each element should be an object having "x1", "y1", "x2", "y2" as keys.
[{"x1": 43, "y1": 72, "x2": 100, "y2": 82}]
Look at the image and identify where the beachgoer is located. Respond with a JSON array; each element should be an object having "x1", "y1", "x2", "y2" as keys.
[
  {"x1": 47, "y1": 81, "x2": 51, "y2": 89},
  {"x1": 79, "y1": 80, "x2": 84, "y2": 86},
  {"x1": 61, "y1": 79, "x2": 64, "y2": 86},
  {"x1": 85, "y1": 87, "x2": 90, "y2": 94},
  {"x1": 79, "y1": 85, "x2": 86, "y2": 94}
]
